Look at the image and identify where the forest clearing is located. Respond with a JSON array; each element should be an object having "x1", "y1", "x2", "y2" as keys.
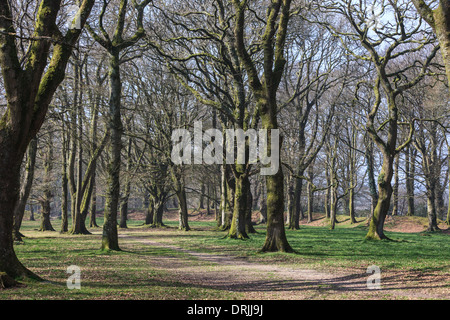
[
  {"x1": 2, "y1": 210, "x2": 449, "y2": 300},
  {"x1": 0, "y1": 0, "x2": 449, "y2": 304}
]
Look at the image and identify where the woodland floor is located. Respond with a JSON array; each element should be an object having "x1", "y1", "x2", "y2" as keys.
[
  {"x1": 119, "y1": 232, "x2": 449, "y2": 300},
  {"x1": 1, "y1": 211, "x2": 449, "y2": 300}
]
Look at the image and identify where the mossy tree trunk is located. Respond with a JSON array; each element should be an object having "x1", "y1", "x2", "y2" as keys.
[
  {"x1": 261, "y1": 154, "x2": 293, "y2": 252},
  {"x1": 0, "y1": 0, "x2": 95, "y2": 280},
  {"x1": 171, "y1": 167, "x2": 190, "y2": 231},
  {"x1": 87, "y1": 0, "x2": 150, "y2": 251},
  {"x1": 102, "y1": 49, "x2": 122, "y2": 251},
  {"x1": 364, "y1": 135, "x2": 378, "y2": 221},
  {"x1": 176, "y1": 186, "x2": 190, "y2": 231},
  {"x1": 232, "y1": 0, "x2": 293, "y2": 252},
  {"x1": 224, "y1": 166, "x2": 235, "y2": 230},
  {"x1": 153, "y1": 199, "x2": 165, "y2": 227},
  {"x1": 366, "y1": 154, "x2": 395, "y2": 240},
  {"x1": 228, "y1": 171, "x2": 249, "y2": 239},
  {"x1": 365, "y1": 94, "x2": 399, "y2": 240},
  {"x1": 426, "y1": 187, "x2": 439, "y2": 231}
]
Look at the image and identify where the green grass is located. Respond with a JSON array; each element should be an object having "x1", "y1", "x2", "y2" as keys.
[
  {"x1": 159, "y1": 220, "x2": 450, "y2": 272},
  {"x1": 1, "y1": 216, "x2": 449, "y2": 299}
]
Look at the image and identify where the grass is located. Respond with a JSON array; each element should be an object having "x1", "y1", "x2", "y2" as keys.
[
  {"x1": 159, "y1": 220, "x2": 450, "y2": 272},
  {"x1": 1, "y1": 214, "x2": 449, "y2": 299}
]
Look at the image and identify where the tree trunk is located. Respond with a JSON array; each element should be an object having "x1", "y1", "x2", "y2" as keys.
[
  {"x1": 447, "y1": 156, "x2": 450, "y2": 225},
  {"x1": 245, "y1": 176, "x2": 257, "y2": 233},
  {"x1": 177, "y1": 186, "x2": 190, "y2": 231},
  {"x1": 228, "y1": 173, "x2": 249, "y2": 239},
  {"x1": 69, "y1": 61, "x2": 87, "y2": 235},
  {"x1": 258, "y1": 177, "x2": 267, "y2": 224},
  {"x1": 307, "y1": 164, "x2": 314, "y2": 223},
  {"x1": 60, "y1": 130, "x2": 69, "y2": 233},
  {"x1": 119, "y1": 136, "x2": 132, "y2": 229},
  {"x1": 0, "y1": 0, "x2": 95, "y2": 281},
  {"x1": 102, "y1": 50, "x2": 122, "y2": 251},
  {"x1": 434, "y1": 1, "x2": 450, "y2": 89},
  {"x1": 330, "y1": 191, "x2": 338, "y2": 230},
  {"x1": 39, "y1": 133, "x2": 54, "y2": 232},
  {"x1": 88, "y1": 78, "x2": 101, "y2": 229},
  {"x1": 325, "y1": 165, "x2": 331, "y2": 219},
  {"x1": 366, "y1": 155, "x2": 394, "y2": 240},
  {"x1": 365, "y1": 137, "x2": 378, "y2": 222},
  {"x1": 260, "y1": 125, "x2": 293, "y2": 252},
  {"x1": 0, "y1": 155, "x2": 41, "y2": 280},
  {"x1": 89, "y1": 178, "x2": 99, "y2": 227},
  {"x1": 145, "y1": 199, "x2": 154, "y2": 225},
  {"x1": 392, "y1": 153, "x2": 400, "y2": 216},
  {"x1": 219, "y1": 164, "x2": 228, "y2": 229},
  {"x1": 221, "y1": 166, "x2": 235, "y2": 230},
  {"x1": 426, "y1": 185, "x2": 440, "y2": 231},
  {"x1": 289, "y1": 174, "x2": 303, "y2": 229},
  {"x1": 13, "y1": 138, "x2": 38, "y2": 241},
  {"x1": 206, "y1": 184, "x2": 211, "y2": 215},
  {"x1": 349, "y1": 187, "x2": 356, "y2": 224},
  {"x1": 435, "y1": 175, "x2": 446, "y2": 221},
  {"x1": 405, "y1": 145, "x2": 415, "y2": 216},
  {"x1": 38, "y1": 197, "x2": 54, "y2": 232},
  {"x1": 153, "y1": 199, "x2": 165, "y2": 227},
  {"x1": 199, "y1": 183, "x2": 205, "y2": 209},
  {"x1": 29, "y1": 205, "x2": 35, "y2": 221},
  {"x1": 287, "y1": 178, "x2": 295, "y2": 226},
  {"x1": 261, "y1": 166, "x2": 293, "y2": 252}
]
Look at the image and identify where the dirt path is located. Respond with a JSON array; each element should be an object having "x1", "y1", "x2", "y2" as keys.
[{"x1": 119, "y1": 233, "x2": 449, "y2": 300}]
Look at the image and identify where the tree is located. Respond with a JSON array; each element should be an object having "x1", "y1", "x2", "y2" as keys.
[
  {"x1": 322, "y1": 0, "x2": 440, "y2": 240},
  {"x1": 37, "y1": 129, "x2": 55, "y2": 232},
  {"x1": 230, "y1": 0, "x2": 296, "y2": 252},
  {"x1": 13, "y1": 138, "x2": 38, "y2": 241},
  {"x1": 280, "y1": 17, "x2": 345, "y2": 230},
  {"x1": 412, "y1": 0, "x2": 450, "y2": 89},
  {"x1": 0, "y1": 0, "x2": 95, "y2": 281},
  {"x1": 87, "y1": 0, "x2": 151, "y2": 251}
]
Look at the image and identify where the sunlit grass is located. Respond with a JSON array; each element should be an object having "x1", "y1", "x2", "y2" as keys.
[{"x1": 2, "y1": 215, "x2": 448, "y2": 299}]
